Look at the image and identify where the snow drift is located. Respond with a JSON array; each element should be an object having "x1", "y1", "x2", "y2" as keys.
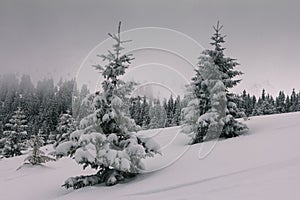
[{"x1": 1, "y1": 112, "x2": 300, "y2": 200}]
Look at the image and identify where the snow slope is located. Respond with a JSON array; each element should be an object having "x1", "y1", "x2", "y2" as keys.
[{"x1": 1, "y1": 112, "x2": 300, "y2": 200}]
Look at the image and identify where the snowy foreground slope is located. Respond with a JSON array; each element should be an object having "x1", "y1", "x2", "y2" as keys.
[{"x1": 1, "y1": 112, "x2": 300, "y2": 200}]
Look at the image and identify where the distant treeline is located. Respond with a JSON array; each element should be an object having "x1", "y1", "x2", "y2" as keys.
[
  {"x1": 0, "y1": 74, "x2": 183, "y2": 142},
  {"x1": 0, "y1": 73, "x2": 299, "y2": 141},
  {"x1": 235, "y1": 89, "x2": 300, "y2": 117}
]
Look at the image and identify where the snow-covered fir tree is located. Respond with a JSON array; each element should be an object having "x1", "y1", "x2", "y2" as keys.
[
  {"x1": 236, "y1": 90, "x2": 256, "y2": 117},
  {"x1": 297, "y1": 92, "x2": 300, "y2": 111},
  {"x1": 289, "y1": 89, "x2": 299, "y2": 112},
  {"x1": 129, "y1": 96, "x2": 142, "y2": 126},
  {"x1": 182, "y1": 52, "x2": 227, "y2": 142},
  {"x1": 181, "y1": 84, "x2": 203, "y2": 139},
  {"x1": 54, "y1": 111, "x2": 77, "y2": 148},
  {"x1": 253, "y1": 89, "x2": 276, "y2": 115},
  {"x1": 172, "y1": 96, "x2": 182, "y2": 126},
  {"x1": 3, "y1": 107, "x2": 28, "y2": 157},
  {"x1": 140, "y1": 96, "x2": 150, "y2": 129},
  {"x1": 24, "y1": 131, "x2": 55, "y2": 165},
  {"x1": 73, "y1": 84, "x2": 91, "y2": 122},
  {"x1": 275, "y1": 91, "x2": 286, "y2": 113},
  {"x1": 247, "y1": 94, "x2": 256, "y2": 116},
  {"x1": 56, "y1": 22, "x2": 160, "y2": 188},
  {"x1": 285, "y1": 95, "x2": 291, "y2": 112},
  {"x1": 239, "y1": 90, "x2": 248, "y2": 115},
  {"x1": 197, "y1": 63, "x2": 228, "y2": 141},
  {"x1": 129, "y1": 95, "x2": 150, "y2": 128},
  {"x1": 165, "y1": 95, "x2": 174, "y2": 127},
  {"x1": 149, "y1": 99, "x2": 167, "y2": 129},
  {"x1": 182, "y1": 22, "x2": 247, "y2": 144}
]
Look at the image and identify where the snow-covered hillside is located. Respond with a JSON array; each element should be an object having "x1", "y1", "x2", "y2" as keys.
[{"x1": 1, "y1": 112, "x2": 300, "y2": 200}]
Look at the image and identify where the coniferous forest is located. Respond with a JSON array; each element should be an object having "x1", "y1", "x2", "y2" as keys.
[{"x1": 1, "y1": 73, "x2": 300, "y2": 151}]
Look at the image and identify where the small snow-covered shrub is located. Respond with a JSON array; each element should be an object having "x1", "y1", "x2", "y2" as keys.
[{"x1": 24, "y1": 133, "x2": 55, "y2": 165}]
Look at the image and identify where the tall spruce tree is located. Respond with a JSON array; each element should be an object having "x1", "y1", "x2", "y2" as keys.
[
  {"x1": 290, "y1": 89, "x2": 298, "y2": 112},
  {"x1": 54, "y1": 111, "x2": 77, "y2": 148},
  {"x1": 172, "y1": 96, "x2": 182, "y2": 126},
  {"x1": 253, "y1": 89, "x2": 276, "y2": 115},
  {"x1": 56, "y1": 22, "x2": 160, "y2": 188},
  {"x1": 297, "y1": 92, "x2": 300, "y2": 111},
  {"x1": 140, "y1": 96, "x2": 150, "y2": 128},
  {"x1": 182, "y1": 22, "x2": 247, "y2": 143},
  {"x1": 149, "y1": 99, "x2": 167, "y2": 129},
  {"x1": 245, "y1": 93, "x2": 255, "y2": 116},
  {"x1": 183, "y1": 53, "x2": 227, "y2": 142},
  {"x1": 234, "y1": 90, "x2": 255, "y2": 117},
  {"x1": 73, "y1": 84, "x2": 90, "y2": 122},
  {"x1": 130, "y1": 96, "x2": 142, "y2": 126},
  {"x1": 285, "y1": 95, "x2": 291, "y2": 112},
  {"x1": 3, "y1": 107, "x2": 28, "y2": 157},
  {"x1": 165, "y1": 95, "x2": 174, "y2": 127},
  {"x1": 275, "y1": 91, "x2": 286, "y2": 113}
]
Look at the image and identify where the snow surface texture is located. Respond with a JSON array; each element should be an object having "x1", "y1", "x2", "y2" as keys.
[{"x1": 1, "y1": 112, "x2": 300, "y2": 200}]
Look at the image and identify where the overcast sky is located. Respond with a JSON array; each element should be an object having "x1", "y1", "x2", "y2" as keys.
[{"x1": 0, "y1": 0, "x2": 299, "y2": 97}]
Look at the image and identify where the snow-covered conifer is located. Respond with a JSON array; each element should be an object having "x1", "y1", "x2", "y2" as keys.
[
  {"x1": 129, "y1": 96, "x2": 142, "y2": 126},
  {"x1": 290, "y1": 89, "x2": 298, "y2": 112},
  {"x1": 182, "y1": 22, "x2": 247, "y2": 143},
  {"x1": 24, "y1": 132, "x2": 55, "y2": 165},
  {"x1": 253, "y1": 89, "x2": 276, "y2": 115},
  {"x1": 3, "y1": 107, "x2": 28, "y2": 157},
  {"x1": 54, "y1": 111, "x2": 77, "y2": 148},
  {"x1": 57, "y1": 22, "x2": 160, "y2": 189},
  {"x1": 149, "y1": 99, "x2": 167, "y2": 129},
  {"x1": 183, "y1": 52, "x2": 227, "y2": 142},
  {"x1": 165, "y1": 95, "x2": 174, "y2": 127},
  {"x1": 172, "y1": 96, "x2": 182, "y2": 126},
  {"x1": 275, "y1": 91, "x2": 286, "y2": 113}
]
